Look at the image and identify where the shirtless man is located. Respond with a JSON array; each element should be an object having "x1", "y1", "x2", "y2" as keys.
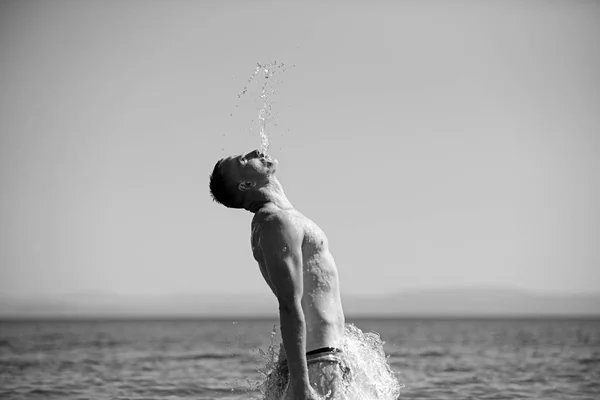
[{"x1": 209, "y1": 149, "x2": 348, "y2": 400}]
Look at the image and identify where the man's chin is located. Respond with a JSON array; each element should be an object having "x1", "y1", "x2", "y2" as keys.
[{"x1": 267, "y1": 162, "x2": 278, "y2": 175}]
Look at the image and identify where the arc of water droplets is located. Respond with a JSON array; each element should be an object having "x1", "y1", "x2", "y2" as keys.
[{"x1": 237, "y1": 61, "x2": 290, "y2": 156}]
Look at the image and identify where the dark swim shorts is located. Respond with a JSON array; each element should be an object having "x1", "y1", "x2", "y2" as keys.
[{"x1": 263, "y1": 347, "x2": 352, "y2": 400}]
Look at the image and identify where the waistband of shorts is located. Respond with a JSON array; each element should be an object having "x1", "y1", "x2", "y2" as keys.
[
  {"x1": 306, "y1": 346, "x2": 343, "y2": 359},
  {"x1": 278, "y1": 346, "x2": 343, "y2": 366}
]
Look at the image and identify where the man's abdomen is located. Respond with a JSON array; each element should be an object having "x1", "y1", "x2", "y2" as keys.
[
  {"x1": 302, "y1": 252, "x2": 345, "y2": 351},
  {"x1": 303, "y1": 294, "x2": 345, "y2": 352}
]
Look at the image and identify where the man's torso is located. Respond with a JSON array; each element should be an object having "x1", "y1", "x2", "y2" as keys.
[{"x1": 251, "y1": 207, "x2": 345, "y2": 351}]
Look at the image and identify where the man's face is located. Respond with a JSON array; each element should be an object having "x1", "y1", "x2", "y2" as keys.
[{"x1": 220, "y1": 149, "x2": 277, "y2": 187}]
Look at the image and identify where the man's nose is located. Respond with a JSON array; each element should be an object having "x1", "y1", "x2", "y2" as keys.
[{"x1": 244, "y1": 149, "x2": 260, "y2": 159}]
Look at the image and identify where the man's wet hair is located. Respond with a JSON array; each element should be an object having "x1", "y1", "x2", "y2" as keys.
[{"x1": 209, "y1": 159, "x2": 243, "y2": 209}]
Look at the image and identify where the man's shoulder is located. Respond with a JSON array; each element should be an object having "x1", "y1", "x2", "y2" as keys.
[
  {"x1": 253, "y1": 208, "x2": 303, "y2": 242},
  {"x1": 253, "y1": 205, "x2": 298, "y2": 224},
  {"x1": 256, "y1": 209, "x2": 298, "y2": 230}
]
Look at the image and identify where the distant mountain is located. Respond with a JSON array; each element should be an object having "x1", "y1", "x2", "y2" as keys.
[
  {"x1": 342, "y1": 287, "x2": 600, "y2": 317},
  {"x1": 0, "y1": 287, "x2": 598, "y2": 318}
]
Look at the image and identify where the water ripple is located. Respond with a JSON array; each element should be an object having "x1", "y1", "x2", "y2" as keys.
[{"x1": 1, "y1": 318, "x2": 599, "y2": 399}]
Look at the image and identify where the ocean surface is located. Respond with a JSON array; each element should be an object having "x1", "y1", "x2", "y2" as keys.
[{"x1": 1, "y1": 318, "x2": 599, "y2": 399}]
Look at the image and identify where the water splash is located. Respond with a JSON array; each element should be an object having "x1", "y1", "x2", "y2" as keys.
[
  {"x1": 237, "y1": 61, "x2": 290, "y2": 156},
  {"x1": 339, "y1": 324, "x2": 404, "y2": 399},
  {"x1": 254, "y1": 324, "x2": 403, "y2": 400},
  {"x1": 255, "y1": 325, "x2": 281, "y2": 398}
]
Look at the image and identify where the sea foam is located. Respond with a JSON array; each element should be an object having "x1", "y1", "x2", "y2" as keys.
[{"x1": 256, "y1": 323, "x2": 402, "y2": 400}]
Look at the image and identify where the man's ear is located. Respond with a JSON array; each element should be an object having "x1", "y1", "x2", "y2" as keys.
[{"x1": 238, "y1": 181, "x2": 256, "y2": 192}]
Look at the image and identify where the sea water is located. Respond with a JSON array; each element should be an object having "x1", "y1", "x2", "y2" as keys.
[
  {"x1": 1, "y1": 318, "x2": 599, "y2": 399},
  {"x1": 237, "y1": 61, "x2": 290, "y2": 156},
  {"x1": 255, "y1": 324, "x2": 402, "y2": 400}
]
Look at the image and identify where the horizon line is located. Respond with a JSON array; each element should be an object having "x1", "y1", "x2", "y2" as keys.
[
  {"x1": 2, "y1": 313, "x2": 599, "y2": 321},
  {"x1": 2, "y1": 286, "x2": 600, "y2": 299}
]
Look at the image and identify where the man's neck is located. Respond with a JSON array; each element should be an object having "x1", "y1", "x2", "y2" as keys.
[{"x1": 244, "y1": 177, "x2": 293, "y2": 213}]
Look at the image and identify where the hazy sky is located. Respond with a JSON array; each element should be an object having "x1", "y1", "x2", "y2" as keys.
[{"x1": 1, "y1": 0, "x2": 598, "y2": 301}]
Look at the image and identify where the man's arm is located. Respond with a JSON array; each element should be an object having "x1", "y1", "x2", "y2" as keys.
[{"x1": 260, "y1": 216, "x2": 312, "y2": 399}]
